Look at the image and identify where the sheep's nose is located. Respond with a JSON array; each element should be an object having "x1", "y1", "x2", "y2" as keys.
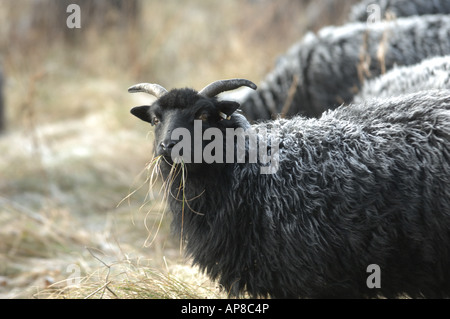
[
  {"x1": 161, "y1": 141, "x2": 176, "y2": 150},
  {"x1": 160, "y1": 141, "x2": 176, "y2": 151}
]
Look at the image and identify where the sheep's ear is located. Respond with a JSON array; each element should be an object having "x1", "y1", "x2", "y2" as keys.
[
  {"x1": 216, "y1": 101, "x2": 240, "y2": 120},
  {"x1": 130, "y1": 105, "x2": 152, "y2": 123}
]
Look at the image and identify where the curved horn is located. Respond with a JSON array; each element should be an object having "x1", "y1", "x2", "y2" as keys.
[
  {"x1": 128, "y1": 83, "x2": 168, "y2": 99},
  {"x1": 198, "y1": 78, "x2": 257, "y2": 98}
]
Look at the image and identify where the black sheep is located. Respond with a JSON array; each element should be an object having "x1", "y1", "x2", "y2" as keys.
[{"x1": 129, "y1": 79, "x2": 450, "y2": 298}]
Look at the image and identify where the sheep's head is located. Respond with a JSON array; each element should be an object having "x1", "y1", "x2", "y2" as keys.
[{"x1": 129, "y1": 79, "x2": 257, "y2": 168}]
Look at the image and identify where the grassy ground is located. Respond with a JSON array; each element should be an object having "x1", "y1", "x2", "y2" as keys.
[{"x1": 0, "y1": 0, "x2": 358, "y2": 298}]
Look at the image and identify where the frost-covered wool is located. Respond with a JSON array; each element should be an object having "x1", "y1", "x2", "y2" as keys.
[
  {"x1": 240, "y1": 14, "x2": 450, "y2": 121},
  {"x1": 353, "y1": 55, "x2": 450, "y2": 103}
]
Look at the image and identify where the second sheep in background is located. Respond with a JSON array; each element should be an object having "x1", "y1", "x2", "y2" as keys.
[{"x1": 239, "y1": 14, "x2": 450, "y2": 121}]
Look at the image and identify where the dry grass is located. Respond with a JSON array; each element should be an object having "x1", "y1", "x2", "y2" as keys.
[
  {"x1": 0, "y1": 0, "x2": 358, "y2": 298},
  {"x1": 40, "y1": 258, "x2": 225, "y2": 299}
]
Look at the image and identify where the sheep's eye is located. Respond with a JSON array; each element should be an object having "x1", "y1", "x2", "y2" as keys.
[
  {"x1": 198, "y1": 113, "x2": 208, "y2": 121},
  {"x1": 152, "y1": 116, "x2": 160, "y2": 125}
]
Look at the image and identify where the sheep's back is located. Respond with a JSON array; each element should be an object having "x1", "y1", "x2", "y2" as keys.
[{"x1": 233, "y1": 90, "x2": 450, "y2": 297}]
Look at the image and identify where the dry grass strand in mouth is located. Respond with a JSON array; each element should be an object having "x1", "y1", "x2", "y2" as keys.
[
  {"x1": 144, "y1": 156, "x2": 205, "y2": 216},
  {"x1": 136, "y1": 156, "x2": 209, "y2": 252},
  {"x1": 117, "y1": 156, "x2": 162, "y2": 208},
  {"x1": 165, "y1": 159, "x2": 205, "y2": 214},
  {"x1": 116, "y1": 155, "x2": 167, "y2": 248},
  {"x1": 118, "y1": 155, "x2": 206, "y2": 251}
]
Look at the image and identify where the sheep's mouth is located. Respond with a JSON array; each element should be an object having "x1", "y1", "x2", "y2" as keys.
[
  {"x1": 157, "y1": 152, "x2": 174, "y2": 164},
  {"x1": 155, "y1": 143, "x2": 187, "y2": 164},
  {"x1": 145, "y1": 155, "x2": 205, "y2": 214},
  {"x1": 156, "y1": 152, "x2": 190, "y2": 168},
  {"x1": 155, "y1": 147, "x2": 202, "y2": 167}
]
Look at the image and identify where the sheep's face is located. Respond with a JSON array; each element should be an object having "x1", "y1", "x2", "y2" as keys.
[{"x1": 131, "y1": 88, "x2": 242, "y2": 167}]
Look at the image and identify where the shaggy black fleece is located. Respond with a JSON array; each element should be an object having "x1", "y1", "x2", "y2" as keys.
[{"x1": 132, "y1": 89, "x2": 450, "y2": 298}]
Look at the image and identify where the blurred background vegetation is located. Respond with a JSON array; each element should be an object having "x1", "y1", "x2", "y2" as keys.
[{"x1": 0, "y1": 0, "x2": 359, "y2": 298}]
